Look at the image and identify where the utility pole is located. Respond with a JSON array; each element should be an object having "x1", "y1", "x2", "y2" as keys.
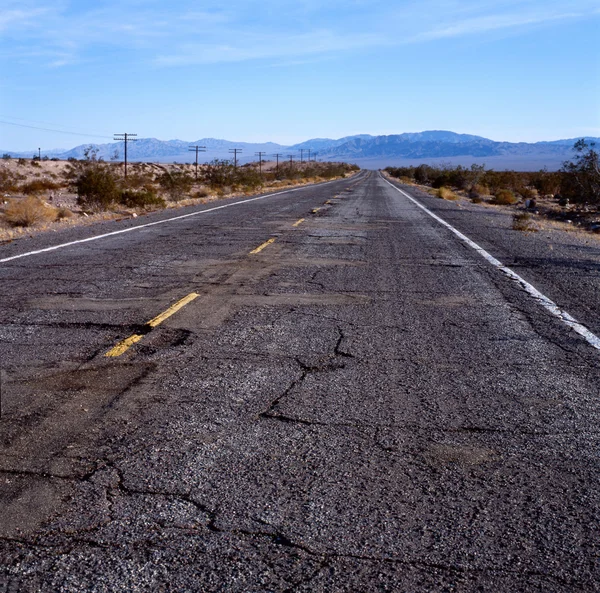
[
  {"x1": 287, "y1": 154, "x2": 294, "y2": 170},
  {"x1": 255, "y1": 151, "x2": 267, "y2": 176},
  {"x1": 229, "y1": 148, "x2": 242, "y2": 169},
  {"x1": 38, "y1": 148, "x2": 41, "y2": 160},
  {"x1": 189, "y1": 145, "x2": 207, "y2": 181},
  {"x1": 273, "y1": 153, "x2": 283, "y2": 177},
  {"x1": 299, "y1": 149, "x2": 306, "y2": 163},
  {"x1": 114, "y1": 133, "x2": 137, "y2": 179},
  {"x1": 312, "y1": 151, "x2": 318, "y2": 162},
  {"x1": 307, "y1": 149, "x2": 311, "y2": 162}
]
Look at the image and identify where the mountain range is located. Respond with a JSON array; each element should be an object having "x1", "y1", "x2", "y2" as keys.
[{"x1": 3, "y1": 131, "x2": 596, "y2": 171}]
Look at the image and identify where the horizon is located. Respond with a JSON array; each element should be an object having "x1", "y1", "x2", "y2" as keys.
[
  {"x1": 1, "y1": 1, "x2": 598, "y2": 152},
  {"x1": 3, "y1": 129, "x2": 599, "y2": 156}
]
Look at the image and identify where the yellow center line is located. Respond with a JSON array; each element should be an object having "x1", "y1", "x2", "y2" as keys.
[
  {"x1": 324, "y1": 200, "x2": 331, "y2": 204},
  {"x1": 292, "y1": 218, "x2": 305, "y2": 227},
  {"x1": 311, "y1": 207, "x2": 321, "y2": 214},
  {"x1": 105, "y1": 334, "x2": 144, "y2": 358},
  {"x1": 105, "y1": 292, "x2": 200, "y2": 358},
  {"x1": 249, "y1": 237, "x2": 276, "y2": 254},
  {"x1": 147, "y1": 292, "x2": 200, "y2": 328}
]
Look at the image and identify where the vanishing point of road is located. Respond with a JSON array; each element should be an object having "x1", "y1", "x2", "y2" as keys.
[{"x1": 1, "y1": 171, "x2": 599, "y2": 591}]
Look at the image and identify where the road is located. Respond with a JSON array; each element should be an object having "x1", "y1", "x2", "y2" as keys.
[{"x1": 1, "y1": 171, "x2": 599, "y2": 592}]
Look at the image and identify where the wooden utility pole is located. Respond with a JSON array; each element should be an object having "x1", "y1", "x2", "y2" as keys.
[
  {"x1": 114, "y1": 133, "x2": 137, "y2": 179},
  {"x1": 229, "y1": 148, "x2": 242, "y2": 168},
  {"x1": 189, "y1": 145, "x2": 207, "y2": 181},
  {"x1": 255, "y1": 151, "x2": 266, "y2": 176},
  {"x1": 273, "y1": 153, "x2": 283, "y2": 177}
]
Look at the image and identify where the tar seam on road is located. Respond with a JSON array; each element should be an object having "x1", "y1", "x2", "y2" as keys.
[
  {"x1": 382, "y1": 175, "x2": 600, "y2": 352},
  {"x1": 105, "y1": 292, "x2": 200, "y2": 357},
  {"x1": 292, "y1": 218, "x2": 305, "y2": 227},
  {"x1": 0, "y1": 179, "x2": 347, "y2": 265},
  {"x1": 249, "y1": 238, "x2": 276, "y2": 254}
]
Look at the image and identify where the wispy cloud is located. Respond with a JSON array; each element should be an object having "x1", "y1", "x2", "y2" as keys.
[
  {"x1": 410, "y1": 9, "x2": 586, "y2": 42},
  {"x1": 0, "y1": 0, "x2": 598, "y2": 68}
]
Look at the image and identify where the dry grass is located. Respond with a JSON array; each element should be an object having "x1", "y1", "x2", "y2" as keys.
[
  {"x1": 3, "y1": 197, "x2": 57, "y2": 227},
  {"x1": 492, "y1": 189, "x2": 518, "y2": 205},
  {"x1": 437, "y1": 186, "x2": 458, "y2": 200},
  {"x1": 512, "y1": 212, "x2": 537, "y2": 232}
]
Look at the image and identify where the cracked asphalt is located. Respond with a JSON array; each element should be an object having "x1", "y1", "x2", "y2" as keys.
[{"x1": 1, "y1": 171, "x2": 599, "y2": 592}]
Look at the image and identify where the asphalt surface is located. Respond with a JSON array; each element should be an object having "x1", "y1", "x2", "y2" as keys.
[{"x1": 0, "y1": 171, "x2": 599, "y2": 592}]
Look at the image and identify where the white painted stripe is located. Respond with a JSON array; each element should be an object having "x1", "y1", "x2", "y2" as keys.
[
  {"x1": 382, "y1": 175, "x2": 600, "y2": 352},
  {"x1": 0, "y1": 178, "x2": 348, "y2": 265}
]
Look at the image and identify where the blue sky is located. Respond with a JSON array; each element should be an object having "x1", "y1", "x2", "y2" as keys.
[{"x1": 1, "y1": 0, "x2": 599, "y2": 151}]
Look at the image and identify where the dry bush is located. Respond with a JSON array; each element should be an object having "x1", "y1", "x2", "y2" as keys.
[
  {"x1": 19, "y1": 179, "x2": 61, "y2": 194},
  {"x1": 4, "y1": 197, "x2": 57, "y2": 227},
  {"x1": 491, "y1": 189, "x2": 518, "y2": 205},
  {"x1": 512, "y1": 212, "x2": 536, "y2": 232},
  {"x1": 193, "y1": 186, "x2": 210, "y2": 198},
  {"x1": 437, "y1": 186, "x2": 458, "y2": 200},
  {"x1": 56, "y1": 207, "x2": 74, "y2": 220}
]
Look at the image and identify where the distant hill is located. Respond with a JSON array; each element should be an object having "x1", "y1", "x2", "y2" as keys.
[{"x1": 2, "y1": 131, "x2": 597, "y2": 171}]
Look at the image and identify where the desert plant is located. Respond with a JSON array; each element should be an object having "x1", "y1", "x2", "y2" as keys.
[
  {"x1": 120, "y1": 189, "x2": 165, "y2": 209},
  {"x1": 158, "y1": 170, "x2": 193, "y2": 201},
  {"x1": 0, "y1": 168, "x2": 19, "y2": 192},
  {"x1": 56, "y1": 207, "x2": 74, "y2": 220},
  {"x1": 491, "y1": 189, "x2": 518, "y2": 205},
  {"x1": 512, "y1": 212, "x2": 536, "y2": 232},
  {"x1": 437, "y1": 186, "x2": 458, "y2": 200},
  {"x1": 4, "y1": 197, "x2": 56, "y2": 226},
  {"x1": 2, "y1": 154, "x2": 11, "y2": 160},
  {"x1": 76, "y1": 164, "x2": 119, "y2": 210},
  {"x1": 19, "y1": 179, "x2": 61, "y2": 194},
  {"x1": 561, "y1": 139, "x2": 600, "y2": 204}
]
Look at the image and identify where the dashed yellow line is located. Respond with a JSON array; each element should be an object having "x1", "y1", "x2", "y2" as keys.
[
  {"x1": 249, "y1": 237, "x2": 276, "y2": 254},
  {"x1": 105, "y1": 334, "x2": 144, "y2": 358},
  {"x1": 324, "y1": 200, "x2": 332, "y2": 205},
  {"x1": 105, "y1": 292, "x2": 200, "y2": 358},
  {"x1": 311, "y1": 207, "x2": 321, "y2": 214},
  {"x1": 147, "y1": 292, "x2": 200, "y2": 328},
  {"x1": 292, "y1": 218, "x2": 305, "y2": 227}
]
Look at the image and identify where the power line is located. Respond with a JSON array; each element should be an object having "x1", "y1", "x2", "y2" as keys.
[
  {"x1": 0, "y1": 119, "x2": 113, "y2": 140},
  {"x1": 189, "y1": 145, "x2": 207, "y2": 181},
  {"x1": 114, "y1": 133, "x2": 137, "y2": 179},
  {"x1": 229, "y1": 148, "x2": 242, "y2": 169}
]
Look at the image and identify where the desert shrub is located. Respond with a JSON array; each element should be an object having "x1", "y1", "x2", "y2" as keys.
[
  {"x1": 194, "y1": 186, "x2": 210, "y2": 198},
  {"x1": 491, "y1": 189, "x2": 518, "y2": 205},
  {"x1": 561, "y1": 140, "x2": 600, "y2": 205},
  {"x1": 2, "y1": 154, "x2": 11, "y2": 160},
  {"x1": 19, "y1": 179, "x2": 61, "y2": 194},
  {"x1": 437, "y1": 186, "x2": 458, "y2": 200},
  {"x1": 517, "y1": 186, "x2": 537, "y2": 200},
  {"x1": 512, "y1": 212, "x2": 536, "y2": 231},
  {"x1": 235, "y1": 166, "x2": 262, "y2": 190},
  {"x1": 158, "y1": 170, "x2": 194, "y2": 200},
  {"x1": 202, "y1": 159, "x2": 236, "y2": 189},
  {"x1": 120, "y1": 189, "x2": 165, "y2": 209},
  {"x1": 76, "y1": 164, "x2": 119, "y2": 210},
  {"x1": 122, "y1": 171, "x2": 155, "y2": 190},
  {"x1": 17, "y1": 158, "x2": 27, "y2": 166},
  {"x1": 0, "y1": 168, "x2": 19, "y2": 192},
  {"x1": 4, "y1": 197, "x2": 56, "y2": 226},
  {"x1": 56, "y1": 207, "x2": 74, "y2": 220}
]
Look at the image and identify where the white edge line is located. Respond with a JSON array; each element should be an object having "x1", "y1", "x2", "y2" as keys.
[
  {"x1": 381, "y1": 174, "x2": 600, "y2": 352},
  {"x1": 0, "y1": 176, "x2": 355, "y2": 265}
]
